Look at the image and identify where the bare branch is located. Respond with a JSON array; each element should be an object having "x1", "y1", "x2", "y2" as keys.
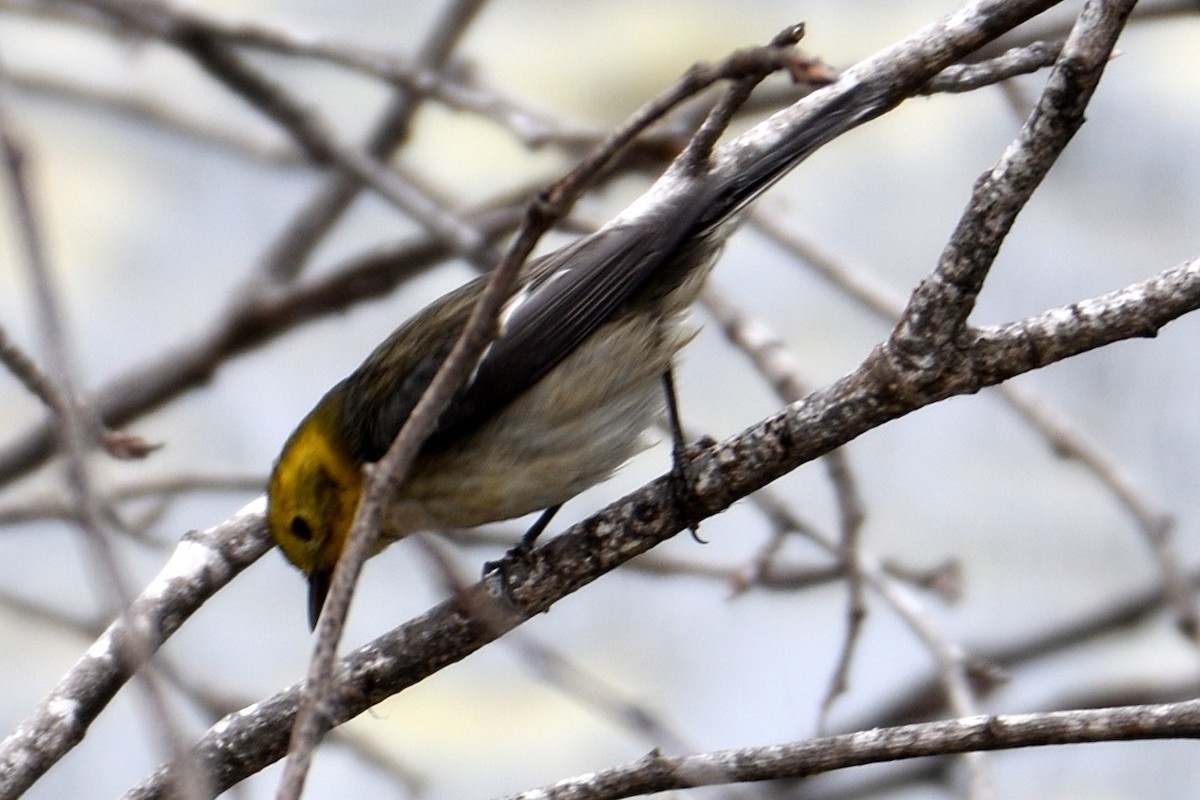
[
  {"x1": 498, "y1": 700, "x2": 1200, "y2": 800},
  {"x1": 0, "y1": 500, "x2": 270, "y2": 799}
]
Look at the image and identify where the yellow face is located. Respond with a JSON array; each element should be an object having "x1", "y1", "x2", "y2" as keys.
[{"x1": 267, "y1": 409, "x2": 363, "y2": 626}]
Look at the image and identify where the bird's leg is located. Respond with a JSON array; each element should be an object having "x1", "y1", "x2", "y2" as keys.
[
  {"x1": 483, "y1": 503, "x2": 561, "y2": 577},
  {"x1": 516, "y1": 504, "x2": 561, "y2": 554},
  {"x1": 662, "y1": 368, "x2": 707, "y2": 543}
]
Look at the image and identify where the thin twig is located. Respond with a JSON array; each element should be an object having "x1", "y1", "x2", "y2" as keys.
[
  {"x1": 273, "y1": 1, "x2": 494, "y2": 790},
  {"x1": 0, "y1": 470, "x2": 264, "y2": 527},
  {"x1": 496, "y1": 700, "x2": 1200, "y2": 800},
  {"x1": 699, "y1": 287, "x2": 870, "y2": 729}
]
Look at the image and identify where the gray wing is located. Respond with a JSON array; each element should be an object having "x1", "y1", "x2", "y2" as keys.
[{"x1": 423, "y1": 201, "x2": 707, "y2": 451}]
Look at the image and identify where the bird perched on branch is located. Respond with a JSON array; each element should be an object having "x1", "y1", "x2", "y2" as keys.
[{"x1": 268, "y1": 33, "x2": 883, "y2": 628}]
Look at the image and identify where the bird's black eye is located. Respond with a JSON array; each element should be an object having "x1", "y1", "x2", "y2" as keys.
[{"x1": 291, "y1": 516, "x2": 313, "y2": 542}]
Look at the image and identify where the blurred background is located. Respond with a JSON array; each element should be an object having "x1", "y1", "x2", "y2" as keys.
[{"x1": 1, "y1": 1, "x2": 1199, "y2": 797}]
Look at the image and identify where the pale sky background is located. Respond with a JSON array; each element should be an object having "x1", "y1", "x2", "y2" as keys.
[{"x1": 1, "y1": 2, "x2": 1199, "y2": 798}]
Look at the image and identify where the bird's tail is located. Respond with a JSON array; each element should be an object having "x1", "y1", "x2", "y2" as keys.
[{"x1": 691, "y1": 80, "x2": 887, "y2": 237}]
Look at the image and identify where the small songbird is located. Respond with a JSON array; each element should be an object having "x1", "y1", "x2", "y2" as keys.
[{"x1": 268, "y1": 67, "x2": 879, "y2": 628}]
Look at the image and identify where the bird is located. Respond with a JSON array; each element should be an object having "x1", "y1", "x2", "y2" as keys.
[{"x1": 267, "y1": 67, "x2": 881, "y2": 628}]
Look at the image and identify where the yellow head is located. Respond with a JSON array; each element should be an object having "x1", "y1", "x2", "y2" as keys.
[{"x1": 267, "y1": 397, "x2": 364, "y2": 628}]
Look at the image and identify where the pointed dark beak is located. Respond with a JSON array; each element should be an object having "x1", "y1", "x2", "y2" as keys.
[{"x1": 308, "y1": 567, "x2": 333, "y2": 631}]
